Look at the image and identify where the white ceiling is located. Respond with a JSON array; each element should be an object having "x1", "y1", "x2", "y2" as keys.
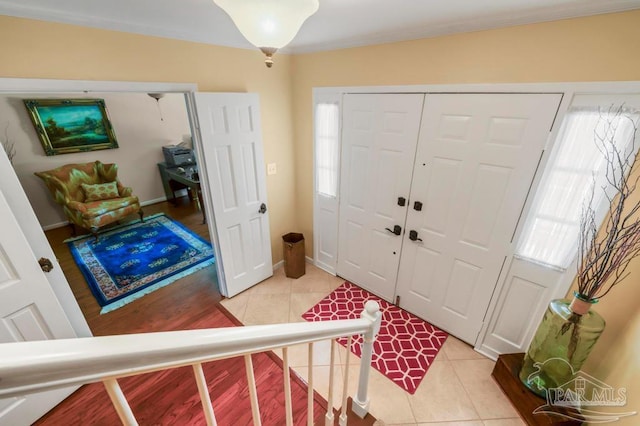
[{"x1": 1, "y1": 0, "x2": 639, "y2": 54}]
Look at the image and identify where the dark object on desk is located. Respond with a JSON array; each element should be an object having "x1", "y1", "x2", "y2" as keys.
[
  {"x1": 168, "y1": 179, "x2": 189, "y2": 203},
  {"x1": 157, "y1": 162, "x2": 206, "y2": 224},
  {"x1": 492, "y1": 353, "x2": 583, "y2": 425},
  {"x1": 162, "y1": 145, "x2": 195, "y2": 166}
]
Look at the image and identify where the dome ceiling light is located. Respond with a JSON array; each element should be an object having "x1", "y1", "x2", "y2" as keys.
[{"x1": 213, "y1": 0, "x2": 319, "y2": 68}]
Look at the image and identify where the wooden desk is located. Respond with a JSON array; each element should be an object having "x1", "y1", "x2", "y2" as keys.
[{"x1": 157, "y1": 162, "x2": 206, "y2": 224}]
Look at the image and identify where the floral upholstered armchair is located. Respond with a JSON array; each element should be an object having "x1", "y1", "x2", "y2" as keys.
[{"x1": 35, "y1": 161, "x2": 144, "y2": 237}]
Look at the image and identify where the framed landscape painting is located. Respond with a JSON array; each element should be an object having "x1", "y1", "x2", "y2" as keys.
[{"x1": 24, "y1": 98, "x2": 119, "y2": 156}]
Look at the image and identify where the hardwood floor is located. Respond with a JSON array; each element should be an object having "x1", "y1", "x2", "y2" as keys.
[
  {"x1": 37, "y1": 199, "x2": 374, "y2": 425},
  {"x1": 45, "y1": 198, "x2": 219, "y2": 336}
]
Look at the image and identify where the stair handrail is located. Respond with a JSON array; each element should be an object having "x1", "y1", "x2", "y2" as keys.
[{"x1": 0, "y1": 301, "x2": 382, "y2": 425}]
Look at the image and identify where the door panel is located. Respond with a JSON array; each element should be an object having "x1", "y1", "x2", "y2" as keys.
[
  {"x1": 0, "y1": 187, "x2": 78, "y2": 424},
  {"x1": 478, "y1": 257, "x2": 563, "y2": 358},
  {"x1": 396, "y1": 93, "x2": 562, "y2": 344},
  {"x1": 194, "y1": 93, "x2": 273, "y2": 297},
  {"x1": 337, "y1": 94, "x2": 424, "y2": 301}
]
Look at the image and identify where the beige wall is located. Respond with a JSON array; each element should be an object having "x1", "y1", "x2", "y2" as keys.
[
  {"x1": 0, "y1": 15, "x2": 297, "y2": 262},
  {"x1": 2, "y1": 10, "x2": 640, "y2": 418},
  {"x1": 290, "y1": 9, "x2": 640, "y2": 257},
  {"x1": 289, "y1": 9, "x2": 640, "y2": 419},
  {"x1": 582, "y1": 272, "x2": 640, "y2": 425},
  {"x1": 4, "y1": 92, "x2": 191, "y2": 228},
  {"x1": 576, "y1": 163, "x2": 640, "y2": 424}
]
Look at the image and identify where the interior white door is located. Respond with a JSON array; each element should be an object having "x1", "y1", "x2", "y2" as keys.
[
  {"x1": 194, "y1": 93, "x2": 273, "y2": 297},
  {"x1": 336, "y1": 93, "x2": 424, "y2": 301},
  {"x1": 0, "y1": 186, "x2": 78, "y2": 424},
  {"x1": 396, "y1": 93, "x2": 562, "y2": 344}
]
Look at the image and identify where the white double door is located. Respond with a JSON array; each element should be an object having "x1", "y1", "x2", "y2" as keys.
[{"x1": 337, "y1": 93, "x2": 561, "y2": 343}]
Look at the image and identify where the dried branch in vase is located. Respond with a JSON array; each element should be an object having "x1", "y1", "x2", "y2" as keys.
[{"x1": 577, "y1": 105, "x2": 640, "y2": 301}]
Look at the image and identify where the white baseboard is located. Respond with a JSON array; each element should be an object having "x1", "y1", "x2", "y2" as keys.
[
  {"x1": 141, "y1": 197, "x2": 168, "y2": 207},
  {"x1": 274, "y1": 256, "x2": 314, "y2": 271},
  {"x1": 475, "y1": 344, "x2": 499, "y2": 361},
  {"x1": 42, "y1": 220, "x2": 69, "y2": 231},
  {"x1": 315, "y1": 261, "x2": 336, "y2": 276}
]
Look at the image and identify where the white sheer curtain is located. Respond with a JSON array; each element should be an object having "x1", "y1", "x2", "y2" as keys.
[
  {"x1": 315, "y1": 102, "x2": 340, "y2": 197},
  {"x1": 515, "y1": 106, "x2": 639, "y2": 270}
]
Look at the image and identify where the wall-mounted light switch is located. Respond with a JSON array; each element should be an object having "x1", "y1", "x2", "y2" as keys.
[{"x1": 267, "y1": 163, "x2": 277, "y2": 175}]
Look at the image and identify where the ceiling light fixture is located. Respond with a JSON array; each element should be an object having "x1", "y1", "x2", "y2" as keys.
[
  {"x1": 148, "y1": 93, "x2": 165, "y2": 121},
  {"x1": 213, "y1": 0, "x2": 319, "y2": 68}
]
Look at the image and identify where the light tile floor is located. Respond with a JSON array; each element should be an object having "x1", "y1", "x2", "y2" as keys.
[{"x1": 221, "y1": 265, "x2": 524, "y2": 426}]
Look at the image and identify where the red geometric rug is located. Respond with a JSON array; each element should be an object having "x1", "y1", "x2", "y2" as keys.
[{"x1": 302, "y1": 281, "x2": 448, "y2": 394}]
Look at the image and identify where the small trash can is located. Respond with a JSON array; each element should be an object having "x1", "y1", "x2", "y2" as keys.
[{"x1": 282, "y1": 232, "x2": 305, "y2": 278}]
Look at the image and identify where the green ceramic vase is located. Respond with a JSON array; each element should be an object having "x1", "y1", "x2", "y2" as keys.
[{"x1": 519, "y1": 294, "x2": 605, "y2": 397}]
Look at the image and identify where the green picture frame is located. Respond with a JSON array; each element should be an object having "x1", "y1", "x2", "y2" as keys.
[{"x1": 24, "y1": 98, "x2": 119, "y2": 156}]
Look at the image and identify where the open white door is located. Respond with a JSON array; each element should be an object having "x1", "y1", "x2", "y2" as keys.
[
  {"x1": 193, "y1": 93, "x2": 273, "y2": 297},
  {"x1": 0, "y1": 154, "x2": 80, "y2": 424}
]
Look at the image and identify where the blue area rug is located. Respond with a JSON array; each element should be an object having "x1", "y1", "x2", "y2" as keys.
[{"x1": 68, "y1": 213, "x2": 215, "y2": 314}]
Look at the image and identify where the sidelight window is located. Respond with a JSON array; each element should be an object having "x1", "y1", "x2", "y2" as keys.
[
  {"x1": 315, "y1": 102, "x2": 340, "y2": 198},
  {"x1": 516, "y1": 104, "x2": 639, "y2": 270}
]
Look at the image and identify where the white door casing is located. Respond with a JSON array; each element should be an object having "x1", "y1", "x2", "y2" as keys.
[
  {"x1": 0, "y1": 186, "x2": 78, "y2": 424},
  {"x1": 194, "y1": 93, "x2": 273, "y2": 297},
  {"x1": 396, "y1": 93, "x2": 562, "y2": 344},
  {"x1": 337, "y1": 93, "x2": 425, "y2": 301}
]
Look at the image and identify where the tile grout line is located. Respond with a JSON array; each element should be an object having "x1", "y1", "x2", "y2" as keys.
[{"x1": 449, "y1": 359, "x2": 485, "y2": 422}]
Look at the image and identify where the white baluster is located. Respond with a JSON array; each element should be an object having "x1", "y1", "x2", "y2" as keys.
[
  {"x1": 307, "y1": 342, "x2": 314, "y2": 426},
  {"x1": 324, "y1": 339, "x2": 336, "y2": 426},
  {"x1": 282, "y1": 347, "x2": 293, "y2": 426},
  {"x1": 192, "y1": 363, "x2": 217, "y2": 426},
  {"x1": 244, "y1": 354, "x2": 262, "y2": 426},
  {"x1": 352, "y1": 300, "x2": 382, "y2": 419},
  {"x1": 339, "y1": 336, "x2": 352, "y2": 426},
  {"x1": 103, "y1": 378, "x2": 138, "y2": 426}
]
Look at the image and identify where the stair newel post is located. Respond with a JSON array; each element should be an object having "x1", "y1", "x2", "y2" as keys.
[{"x1": 352, "y1": 300, "x2": 382, "y2": 419}]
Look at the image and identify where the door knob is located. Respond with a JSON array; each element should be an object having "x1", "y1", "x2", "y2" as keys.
[
  {"x1": 413, "y1": 201, "x2": 423, "y2": 211},
  {"x1": 397, "y1": 197, "x2": 406, "y2": 207},
  {"x1": 409, "y1": 230, "x2": 423, "y2": 242},
  {"x1": 385, "y1": 225, "x2": 402, "y2": 236},
  {"x1": 258, "y1": 203, "x2": 267, "y2": 214},
  {"x1": 38, "y1": 257, "x2": 54, "y2": 273}
]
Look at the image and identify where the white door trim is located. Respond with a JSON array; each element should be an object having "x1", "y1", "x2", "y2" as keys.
[
  {"x1": 0, "y1": 77, "x2": 203, "y2": 338},
  {"x1": 314, "y1": 81, "x2": 640, "y2": 96},
  {"x1": 0, "y1": 78, "x2": 196, "y2": 94}
]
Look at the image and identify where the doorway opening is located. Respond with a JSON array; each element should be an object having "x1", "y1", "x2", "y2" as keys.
[{"x1": 0, "y1": 79, "x2": 225, "y2": 336}]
